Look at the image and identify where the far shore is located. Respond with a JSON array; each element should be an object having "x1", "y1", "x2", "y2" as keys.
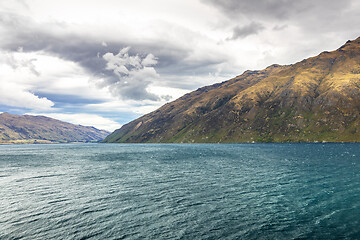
[{"x1": 0, "y1": 140, "x2": 100, "y2": 145}]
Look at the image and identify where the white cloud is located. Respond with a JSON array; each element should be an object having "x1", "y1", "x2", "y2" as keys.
[
  {"x1": 0, "y1": 50, "x2": 114, "y2": 103},
  {"x1": 0, "y1": 51, "x2": 54, "y2": 110},
  {"x1": 0, "y1": 81, "x2": 54, "y2": 110},
  {"x1": 100, "y1": 47, "x2": 161, "y2": 101},
  {"x1": 141, "y1": 53, "x2": 158, "y2": 67},
  {"x1": 0, "y1": 0, "x2": 359, "y2": 127},
  {"x1": 29, "y1": 52, "x2": 112, "y2": 100},
  {"x1": 27, "y1": 112, "x2": 122, "y2": 132},
  {"x1": 84, "y1": 100, "x2": 163, "y2": 115}
]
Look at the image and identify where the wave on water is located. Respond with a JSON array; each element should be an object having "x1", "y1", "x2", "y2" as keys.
[{"x1": 1, "y1": 143, "x2": 360, "y2": 239}]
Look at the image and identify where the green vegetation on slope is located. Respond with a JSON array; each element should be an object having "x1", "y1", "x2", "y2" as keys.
[{"x1": 103, "y1": 37, "x2": 360, "y2": 143}]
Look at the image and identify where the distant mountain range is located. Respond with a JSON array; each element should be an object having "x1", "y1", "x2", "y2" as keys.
[
  {"x1": 0, "y1": 113, "x2": 109, "y2": 144},
  {"x1": 103, "y1": 37, "x2": 360, "y2": 143}
]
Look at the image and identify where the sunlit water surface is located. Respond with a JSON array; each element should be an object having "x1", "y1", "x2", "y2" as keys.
[{"x1": 1, "y1": 143, "x2": 360, "y2": 239}]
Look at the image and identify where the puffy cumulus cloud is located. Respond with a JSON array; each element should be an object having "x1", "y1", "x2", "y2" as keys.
[
  {"x1": 99, "y1": 47, "x2": 162, "y2": 101},
  {"x1": 26, "y1": 113, "x2": 122, "y2": 132},
  {"x1": 0, "y1": 2, "x2": 235, "y2": 86},
  {"x1": 0, "y1": 51, "x2": 54, "y2": 110},
  {"x1": 0, "y1": 0, "x2": 360, "y2": 127},
  {"x1": 142, "y1": 53, "x2": 158, "y2": 66}
]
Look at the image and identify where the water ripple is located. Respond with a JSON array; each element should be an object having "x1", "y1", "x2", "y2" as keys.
[{"x1": 1, "y1": 143, "x2": 360, "y2": 239}]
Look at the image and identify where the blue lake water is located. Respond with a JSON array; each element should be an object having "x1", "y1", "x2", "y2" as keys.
[{"x1": 1, "y1": 143, "x2": 360, "y2": 239}]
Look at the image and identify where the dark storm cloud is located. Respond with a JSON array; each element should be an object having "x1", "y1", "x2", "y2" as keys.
[
  {"x1": 202, "y1": 0, "x2": 353, "y2": 20},
  {"x1": 203, "y1": 0, "x2": 360, "y2": 61},
  {"x1": 0, "y1": 12, "x2": 229, "y2": 100},
  {"x1": 0, "y1": 12, "x2": 106, "y2": 73},
  {"x1": 202, "y1": 0, "x2": 305, "y2": 19},
  {"x1": 0, "y1": 12, "x2": 215, "y2": 73},
  {"x1": 227, "y1": 22, "x2": 265, "y2": 40}
]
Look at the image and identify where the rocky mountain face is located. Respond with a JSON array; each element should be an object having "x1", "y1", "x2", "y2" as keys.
[
  {"x1": 104, "y1": 37, "x2": 360, "y2": 143},
  {"x1": 0, "y1": 113, "x2": 110, "y2": 144}
]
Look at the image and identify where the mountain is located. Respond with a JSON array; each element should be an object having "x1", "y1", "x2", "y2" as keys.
[
  {"x1": 103, "y1": 37, "x2": 360, "y2": 143},
  {"x1": 0, "y1": 113, "x2": 110, "y2": 144}
]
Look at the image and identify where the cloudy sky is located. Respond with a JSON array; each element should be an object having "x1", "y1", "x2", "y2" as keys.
[{"x1": 0, "y1": 0, "x2": 359, "y2": 131}]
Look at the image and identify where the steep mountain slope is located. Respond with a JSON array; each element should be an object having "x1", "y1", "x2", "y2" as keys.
[
  {"x1": 0, "y1": 113, "x2": 110, "y2": 144},
  {"x1": 104, "y1": 37, "x2": 360, "y2": 143}
]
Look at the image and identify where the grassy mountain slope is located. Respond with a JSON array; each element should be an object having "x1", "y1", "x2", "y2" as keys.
[
  {"x1": 104, "y1": 37, "x2": 360, "y2": 143},
  {"x1": 0, "y1": 113, "x2": 110, "y2": 144}
]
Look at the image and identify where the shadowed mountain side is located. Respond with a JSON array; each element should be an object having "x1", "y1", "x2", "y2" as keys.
[
  {"x1": 103, "y1": 37, "x2": 360, "y2": 143},
  {"x1": 0, "y1": 113, "x2": 110, "y2": 144}
]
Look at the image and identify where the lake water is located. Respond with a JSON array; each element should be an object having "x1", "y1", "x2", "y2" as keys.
[{"x1": 1, "y1": 143, "x2": 360, "y2": 239}]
